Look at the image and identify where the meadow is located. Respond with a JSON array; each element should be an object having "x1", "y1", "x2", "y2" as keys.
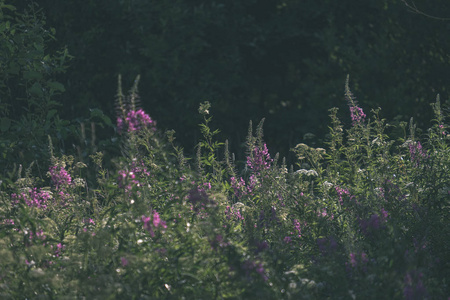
[{"x1": 0, "y1": 75, "x2": 448, "y2": 299}]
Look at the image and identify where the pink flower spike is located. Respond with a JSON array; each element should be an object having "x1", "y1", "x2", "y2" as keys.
[{"x1": 121, "y1": 257, "x2": 129, "y2": 267}]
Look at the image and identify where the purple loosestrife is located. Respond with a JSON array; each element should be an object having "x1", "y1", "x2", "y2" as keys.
[
  {"x1": 408, "y1": 141, "x2": 428, "y2": 167},
  {"x1": 117, "y1": 109, "x2": 155, "y2": 134},
  {"x1": 49, "y1": 165, "x2": 72, "y2": 190},
  {"x1": 293, "y1": 219, "x2": 302, "y2": 238},
  {"x1": 11, "y1": 188, "x2": 51, "y2": 209},
  {"x1": 210, "y1": 235, "x2": 229, "y2": 250},
  {"x1": 142, "y1": 210, "x2": 166, "y2": 237},
  {"x1": 403, "y1": 270, "x2": 428, "y2": 300},
  {"x1": 242, "y1": 260, "x2": 268, "y2": 281},
  {"x1": 359, "y1": 209, "x2": 388, "y2": 234},
  {"x1": 345, "y1": 78, "x2": 366, "y2": 126},
  {"x1": 247, "y1": 144, "x2": 272, "y2": 173},
  {"x1": 230, "y1": 176, "x2": 247, "y2": 199},
  {"x1": 345, "y1": 251, "x2": 368, "y2": 273},
  {"x1": 118, "y1": 160, "x2": 151, "y2": 193},
  {"x1": 187, "y1": 183, "x2": 215, "y2": 212},
  {"x1": 349, "y1": 106, "x2": 366, "y2": 125},
  {"x1": 335, "y1": 186, "x2": 350, "y2": 206},
  {"x1": 316, "y1": 236, "x2": 338, "y2": 255},
  {"x1": 283, "y1": 236, "x2": 292, "y2": 244},
  {"x1": 121, "y1": 257, "x2": 129, "y2": 267},
  {"x1": 230, "y1": 175, "x2": 261, "y2": 200},
  {"x1": 225, "y1": 206, "x2": 245, "y2": 222}
]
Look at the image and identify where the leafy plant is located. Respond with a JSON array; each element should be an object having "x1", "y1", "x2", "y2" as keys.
[{"x1": 0, "y1": 1, "x2": 72, "y2": 179}]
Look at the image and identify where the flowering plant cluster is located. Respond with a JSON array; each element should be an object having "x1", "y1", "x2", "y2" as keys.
[
  {"x1": 0, "y1": 82, "x2": 448, "y2": 299},
  {"x1": 117, "y1": 109, "x2": 155, "y2": 134}
]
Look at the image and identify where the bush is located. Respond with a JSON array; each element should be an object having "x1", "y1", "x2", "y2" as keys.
[
  {"x1": 0, "y1": 1, "x2": 71, "y2": 179},
  {"x1": 0, "y1": 76, "x2": 448, "y2": 299}
]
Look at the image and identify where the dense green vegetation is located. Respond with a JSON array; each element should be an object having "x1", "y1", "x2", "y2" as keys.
[{"x1": 0, "y1": 1, "x2": 449, "y2": 299}]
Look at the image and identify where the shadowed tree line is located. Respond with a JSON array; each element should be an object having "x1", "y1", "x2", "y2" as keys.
[{"x1": 1, "y1": 0, "x2": 449, "y2": 174}]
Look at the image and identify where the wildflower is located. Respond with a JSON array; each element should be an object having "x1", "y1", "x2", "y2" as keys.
[
  {"x1": 335, "y1": 186, "x2": 350, "y2": 205},
  {"x1": 408, "y1": 141, "x2": 428, "y2": 166},
  {"x1": 242, "y1": 260, "x2": 268, "y2": 281},
  {"x1": 346, "y1": 251, "x2": 368, "y2": 272},
  {"x1": 117, "y1": 109, "x2": 155, "y2": 134},
  {"x1": 403, "y1": 270, "x2": 428, "y2": 300},
  {"x1": 142, "y1": 211, "x2": 166, "y2": 237},
  {"x1": 349, "y1": 106, "x2": 366, "y2": 125},
  {"x1": 121, "y1": 257, "x2": 129, "y2": 267},
  {"x1": 255, "y1": 240, "x2": 269, "y2": 253},
  {"x1": 225, "y1": 205, "x2": 244, "y2": 221},
  {"x1": 187, "y1": 186, "x2": 214, "y2": 212},
  {"x1": 283, "y1": 236, "x2": 292, "y2": 244},
  {"x1": 53, "y1": 243, "x2": 65, "y2": 257},
  {"x1": 49, "y1": 166, "x2": 72, "y2": 190},
  {"x1": 142, "y1": 215, "x2": 154, "y2": 237},
  {"x1": 210, "y1": 235, "x2": 229, "y2": 250},
  {"x1": 293, "y1": 219, "x2": 302, "y2": 238},
  {"x1": 317, "y1": 236, "x2": 338, "y2": 254},
  {"x1": 349, "y1": 253, "x2": 357, "y2": 267},
  {"x1": 231, "y1": 177, "x2": 244, "y2": 198},
  {"x1": 247, "y1": 144, "x2": 272, "y2": 172},
  {"x1": 152, "y1": 210, "x2": 167, "y2": 229},
  {"x1": 359, "y1": 211, "x2": 388, "y2": 234},
  {"x1": 11, "y1": 188, "x2": 52, "y2": 209}
]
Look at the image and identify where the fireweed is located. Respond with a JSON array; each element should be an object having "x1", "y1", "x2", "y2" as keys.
[{"x1": 0, "y1": 82, "x2": 448, "y2": 299}]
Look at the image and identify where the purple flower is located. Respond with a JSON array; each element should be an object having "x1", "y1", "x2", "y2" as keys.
[
  {"x1": 247, "y1": 144, "x2": 272, "y2": 172},
  {"x1": 117, "y1": 109, "x2": 156, "y2": 134},
  {"x1": 403, "y1": 270, "x2": 428, "y2": 300},
  {"x1": 225, "y1": 206, "x2": 244, "y2": 222},
  {"x1": 210, "y1": 235, "x2": 229, "y2": 250},
  {"x1": 152, "y1": 210, "x2": 167, "y2": 229},
  {"x1": 347, "y1": 251, "x2": 368, "y2": 271},
  {"x1": 409, "y1": 141, "x2": 428, "y2": 167},
  {"x1": 255, "y1": 240, "x2": 269, "y2": 253},
  {"x1": 11, "y1": 188, "x2": 52, "y2": 209},
  {"x1": 349, "y1": 253, "x2": 357, "y2": 267},
  {"x1": 49, "y1": 166, "x2": 72, "y2": 190},
  {"x1": 142, "y1": 215, "x2": 154, "y2": 237},
  {"x1": 335, "y1": 186, "x2": 350, "y2": 205},
  {"x1": 187, "y1": 186, "x2": 214, "y2": 212},
  {"x1": 293, "y1": 219, "x2": 302, "y2": 238},
  {"x1": 230, "y1": 176, "x2": 248, "y2": 199},
  {"x1": 121, "y1": 257, "x2": 129, "y2": 267},
  {"x1": 350, "y1": 106, "x2": 366, "y2": 125},
  {"x1": 142, "y1": 210, "x2": 167, "y2": 237},
  {"x1": 317, "y1": 236, "x2": 338, "y2": 254},
  {"x1": 242, "y1": 260, "x2": 268, "y2": 281}
]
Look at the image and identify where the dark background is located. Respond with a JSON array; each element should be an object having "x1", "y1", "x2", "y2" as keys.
[{"x1": 2, "y1": 0, "x2": 450, "y2": 174}]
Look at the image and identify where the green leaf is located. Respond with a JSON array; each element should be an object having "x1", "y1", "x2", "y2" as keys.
[
  {"x1": 47, "y1": 81, "x2": 65, "y2": 92},
  {"x1": 90, "y1": 108, "x2": 113, "y2": 127},
  {"x1": 46, "y1": 109, "x2": 58, "y2": 122},
  {"x1": 23, "y1": 70, "x2": 43, "y2": 80},
  {"x1": 0, "y1": 4, "x2": 16, "y2": 11},
  {"x1": 29, "y1": 82, "x2": 43, "y2": 97}
]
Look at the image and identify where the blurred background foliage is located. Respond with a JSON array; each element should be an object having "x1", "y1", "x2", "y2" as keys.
[{"x1": 2, "y1": 0, "x2": 450, "y2": 173}]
